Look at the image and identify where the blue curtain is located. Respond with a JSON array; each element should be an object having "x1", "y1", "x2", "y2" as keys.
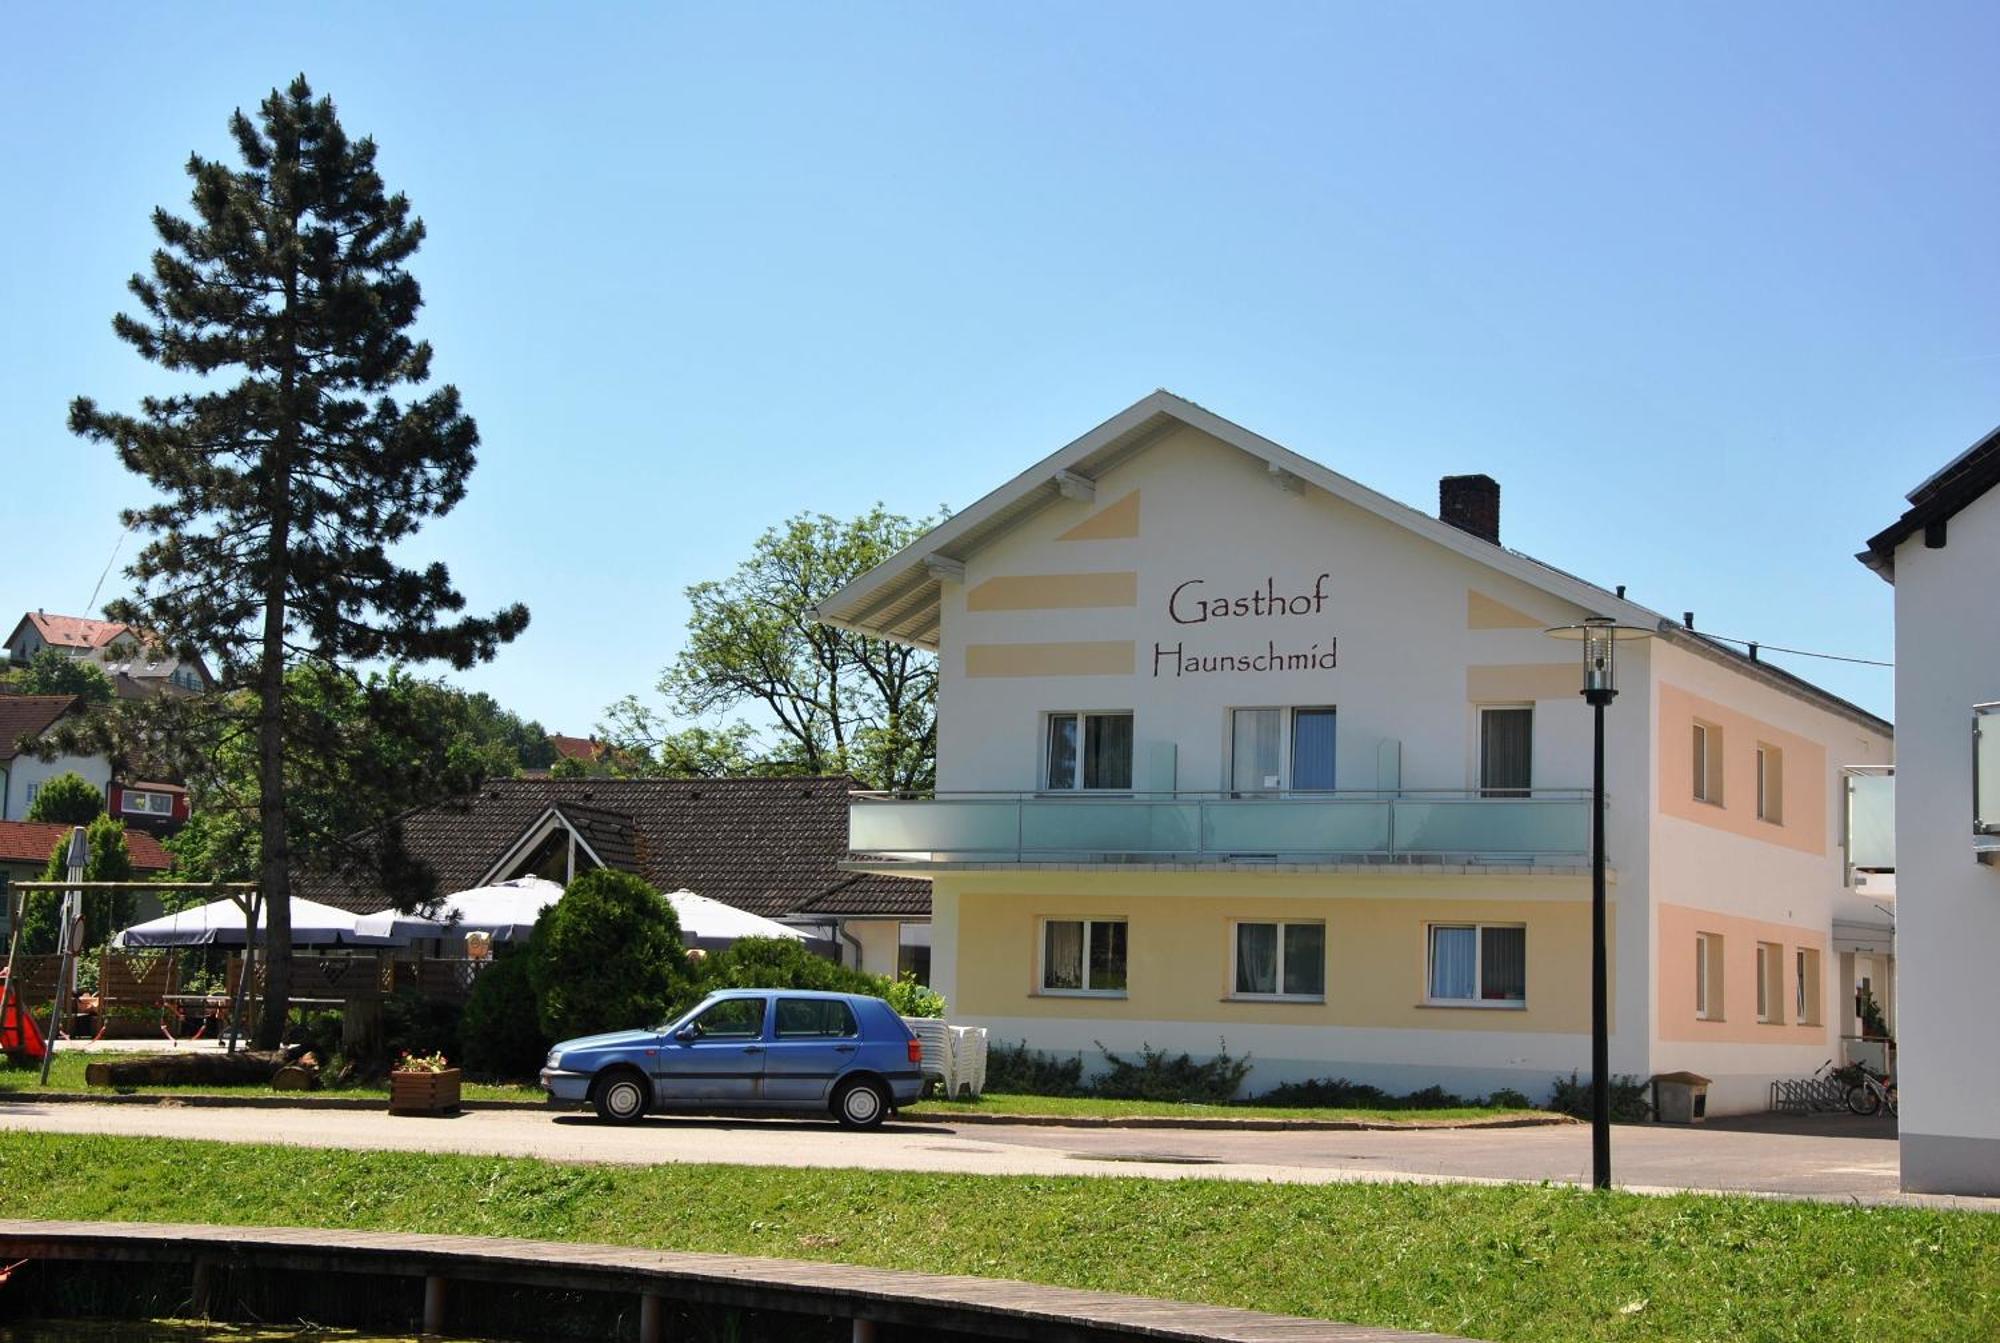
[{"x1": 1292, "y1": 709, "x2": 1337, "y2": 791}]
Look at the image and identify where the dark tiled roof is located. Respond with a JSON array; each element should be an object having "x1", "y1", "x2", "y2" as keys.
[
  {"x1": 786, "y1": 874, "x2": 930, "y2": 918},
  {"x1": 1862, "y1": 423, "x2": 2000, "y2": 580},
  {"x1": 295, "y1": 776, "x2": 927, "y2": 920},
  {"x1": 552, "y1": 802, "x2": 642, "y2": 874},
  {"x1": 0, "y1": 695, "x2": 80, "y2": 761},
  {"x1": 0, "y1": 819, "x2": 171, "y2": 871}
]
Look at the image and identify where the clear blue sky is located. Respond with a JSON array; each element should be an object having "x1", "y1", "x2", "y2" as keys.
[{"x1": 6, "y1": 3, "x2": 1996, "y2": 731}]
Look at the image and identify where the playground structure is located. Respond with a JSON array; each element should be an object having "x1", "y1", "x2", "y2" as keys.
[{"x1": 0, "y1": 824, "x2": 264, "y2": 1077}]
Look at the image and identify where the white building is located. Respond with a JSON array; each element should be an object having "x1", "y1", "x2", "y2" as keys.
[
  {"x1": 1861, "y1": 426, "x2": 2000, "y2": 1195},
  {"x1": 4, "y1": 611, "x2": 211, "y2": 698},
  {"x1": 0, "y1": 695, "x2": 111, "y2": 823},
  {"x1": 819, "y1": 392, "x2": 1893, "y2": 1112}
]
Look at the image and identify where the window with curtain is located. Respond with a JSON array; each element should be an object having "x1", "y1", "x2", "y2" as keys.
[
  {"x1": 1291, "y1": 709, "x2": 1337, "y2": 791},
  {"x1": 1045, "y1": 713, "x2": 1132, "y2": 790},
  {"x1": 1043, "y1": 918, "x2": 1126, "y2": 992},
  {"x1": 1428, "y1": 924, "x2": 1526, "y2": 1004},
  {"x1": 1232, "y1": 708, "x2": 1282, "y2": 793},
  {"x1": 1480, "y1": 707, "x2": 1533, "y2": 797},
  {"x1": 1233, "y1": 921, "x2": 1326, "y2": 997}
]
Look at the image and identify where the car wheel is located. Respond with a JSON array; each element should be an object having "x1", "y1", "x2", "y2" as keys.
[
  {"x1": 593, "y1": 1070, "x2": 649, "y2": 1124},
  {"x1": 832, "y1": 1078, "x2": 889, "y2": 1130}
]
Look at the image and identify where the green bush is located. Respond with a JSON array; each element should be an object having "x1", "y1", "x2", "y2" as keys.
[
  {"x1": 529, "y1": 870, "x2": 693, "y2": 1041},
  {"x1": 18, "y1": 814, "x2": 134, "y2": 953},
  {"x1": 984, "y1": 1040, "x2": 1086, "y2": 1097},
  {"x1": 1484, "y1": 1087, "x2": 1534, "y2": 1110},
  {"x1": 1256, "y1": 1076, "x2": 1538, "y2": 1110},
  {"x1": 460, "y1": 948, "x2": 550, "y2": 1080},
  {"x1": 24, "y1": 772, "x2": 105, "y2": 826},
  {"x1": 883, "y1": 973, "x2": 945, "y2": 1019},
  {"x1": 380, "y1": 988, "x2": 461, "y2": 1064},
  {"x1": 680, "y1": 937, "x2": 884, "y2": 1016},
  {"x1": 1547, "y1": 1070, "x2": 1651, "y2": 1123},
  {"x1": 1092, "y1": 1040, "x2": 1251, "y2": 1104}
]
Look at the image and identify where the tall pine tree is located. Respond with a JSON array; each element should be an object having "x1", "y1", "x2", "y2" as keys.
[{"x1": 71, "y1": 77, "x2": 528, "y2": 1045}]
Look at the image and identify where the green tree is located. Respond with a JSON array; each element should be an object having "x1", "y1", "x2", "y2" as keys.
[
  {"x1": 528, "y1": 870, "x2": 693, "y2": 1041},
  {"x1": 681, "y1": 936, "x2": 887, "y2": 1016},
  {"x1": 648, "y1": 506, "x2": 942, "y2": 792},
  {"x1": 70, "y1": 78, "x2": 528, "y2": 1046},
  {"x1": 459, "y1": 947, "x2": 550, "y2": 1079},
  {"x1": 24, "y1": 773, "x2": 105, "y2": 826},
  {"x1": 589, "y1": 707, "x2": 764, "y2": 779},
  {"x1": 5, "y1": 650, "x2": 114, "y2": 705},
  {"x1": 19, "y1": 814, "x2": 136, "y2": 954}
]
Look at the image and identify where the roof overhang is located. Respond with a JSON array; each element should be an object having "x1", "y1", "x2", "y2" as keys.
[{"x1": 812, "y1": 390, "x2": 1668, "y2": 650}]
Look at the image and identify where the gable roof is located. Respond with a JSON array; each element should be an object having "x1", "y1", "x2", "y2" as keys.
[
  {"x1": 814, "y1": 390, "x2": 1668, "y2": 648},
  {"x1": 12, "y1": 613, "x2": 131, "y2": 652},
  {"x1": 1860, "y1": 423, "x2": 2000, "y2": 582},
  {"x1": 0, "y1": 695, "x2": 82, "y2": 761},
  {"x1": 294, "y1": 776, "x2": 926, "y2": 919},
  {"x1": 814, "y1": 389, "x2": 1890, "y2": 737},
  {"x1": 0, "y1": 819, "x2": 170, "y2": 871},
  {"x1": 548, "y1": 734, "x2": 603, "y2": 762}
]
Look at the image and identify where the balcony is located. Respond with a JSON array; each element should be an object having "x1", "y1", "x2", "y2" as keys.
[
  {"x1": 1843, "y1": 767, "x2": 1895, "y2": 874},
  {"x1": 847, "y1": 789, "x2": 1592, "y2": 869}
]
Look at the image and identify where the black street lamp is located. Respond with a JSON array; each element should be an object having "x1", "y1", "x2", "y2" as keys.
[{"x1": 1546, "y1": 616, "x2": 1651, "y2": 1190}]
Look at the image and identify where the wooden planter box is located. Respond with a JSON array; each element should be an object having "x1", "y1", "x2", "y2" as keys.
[{"x1": 388, "y1": 1068, "x2": 461, "y2": 1115}]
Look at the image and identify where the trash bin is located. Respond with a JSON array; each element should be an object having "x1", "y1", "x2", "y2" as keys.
[{"x1": 1651, "y1": 1071, "x2": 1710, "y2": 1123}]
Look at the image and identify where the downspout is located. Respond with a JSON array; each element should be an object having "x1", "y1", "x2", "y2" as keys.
[{"x1": 834, "y1": 919, "x2": 867, "y2": 972}]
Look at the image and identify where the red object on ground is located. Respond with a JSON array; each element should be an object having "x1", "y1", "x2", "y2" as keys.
[{"x1": 0, "y1": 981, "x2": 47, "y2": 1063}]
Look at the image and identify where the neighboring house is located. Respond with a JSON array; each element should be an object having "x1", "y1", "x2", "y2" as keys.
[
  {"x1": 1859, "y1": 425, "x2": 2000, "y2": 1195},
  {"x1": 815, "y1": 391, "x2": 1893, "y2": 1110},
  {"x1": 106, "y1": 780, "x2": 191, "y2": 837},
  {"x1": 295, "y1": 776, "x2": 930, "y2": 979},
  {"x1": 0, "y1": 696, "x2": 110, "y2": 823},
  {"x1": 0, "y1": 817, "x2": 173, "y2": 939},
  {"x1": 4, "y1": 611, "x2": 213, "y2": 698},
  {"x1": 548, "y1": 734, "x2": 604, "y2": 764}
]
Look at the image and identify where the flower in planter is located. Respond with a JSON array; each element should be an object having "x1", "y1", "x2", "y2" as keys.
[{"x1": 395, "y1": 1050, "x2": 452, "y2": 1074}]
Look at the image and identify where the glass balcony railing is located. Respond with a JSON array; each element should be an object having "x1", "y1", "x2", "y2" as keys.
[
  {"x1": 1843, "y1": 768, "x2": 1895, "y2": 873},
  {"x1": 848, "y1": 790, "x2": 1592, "y2": 865}
]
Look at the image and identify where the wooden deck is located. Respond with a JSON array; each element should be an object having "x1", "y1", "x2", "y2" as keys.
[{"x1": 0, "y1": 1218, "x2": 1484, "y2": 1342}]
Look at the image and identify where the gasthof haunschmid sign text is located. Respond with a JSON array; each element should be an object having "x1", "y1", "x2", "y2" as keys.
[{"x1": 1152, "y1": 573, "x2": 1339, "y2": 677}]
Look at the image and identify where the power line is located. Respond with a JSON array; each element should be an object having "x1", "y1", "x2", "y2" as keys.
[
  {"x1": 84, "y1": 525, "x2": 130, "y2": 614},
  {"x1": 1693, "y1": 631, "x2": 1892, "y2": 669}
]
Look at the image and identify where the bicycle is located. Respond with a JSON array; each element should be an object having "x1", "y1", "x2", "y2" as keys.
[{"x1": 1843, "y1": 1062, "x2": 1898, "y2": 1117}]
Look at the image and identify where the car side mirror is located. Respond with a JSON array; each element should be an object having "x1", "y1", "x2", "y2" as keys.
[{"x1": 674, "y1": 1026, "x2": 698, "y2": 1042}]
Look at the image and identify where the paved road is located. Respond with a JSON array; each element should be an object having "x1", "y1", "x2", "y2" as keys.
[{"x1": 1, "y1": 1100, "x2": 1990, "y2": 1211}]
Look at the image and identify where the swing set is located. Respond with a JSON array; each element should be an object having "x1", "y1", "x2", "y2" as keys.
[{"x1": 0, "y1": 825, "x2": 263, "y2": 1080}]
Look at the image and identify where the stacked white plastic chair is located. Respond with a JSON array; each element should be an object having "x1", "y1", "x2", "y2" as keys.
[
  {"x1": 902, "y1": 1017, "x2": 955, "y2": 1093},
  {"x1": 948, "y1": 1024, "x2": 989, "y2": 1097}
]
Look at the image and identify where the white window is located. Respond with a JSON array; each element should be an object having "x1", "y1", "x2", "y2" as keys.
[
  {"x1": 1756, "y1": 745, "x2": 1783, "y2": 824},
  {"x1": 1044, "y1": 713, "x2": 1133, "y2": 791},
  {"x1": 121, "y1": 790, "x2": 173, "y2": 816},
  {"x1": 1041, "y1": 918, "x2": 1127, "y2": 994},
  {"x1": 1755, "y1": 942, "x2": 1783, "y2": 1024},
  {"x1": 1231, "y1": 921, "x2": 1326, "y2": 998},
  {"x1": 23, "y1": 782, "x2": 40, "y2": 807},
  {"x1": 1479, "y1": 706, "x2": 1533, "y2": 797},
  {"x1": 1695, "y1": 933, "x2": 1712, "y2": 1019},
  {"x1": 1229, "y1": 707, "x2": 1337, "y2": 793},
  {"x1": 1426, "y1": 924, "x2": 1527, "y2": 1006},
  {"x1": 1693, "y1": 722, "x2": 1724, "y2": 804}
]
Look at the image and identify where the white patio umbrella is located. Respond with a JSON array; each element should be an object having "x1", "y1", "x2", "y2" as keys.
[
  {"x1": 351, "y1": 876, "x2": 563, "y2": 944},
  {"x1": 665, "y1": 889, "x2": 807, "y2": 948},
  {"x1": 113, "y1": 895, "x2": 389, "y2": 948}
]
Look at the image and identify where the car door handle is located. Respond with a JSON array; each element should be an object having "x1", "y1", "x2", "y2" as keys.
[
  {"x1": 833, "y1": 1044, "x2": 857, "y2": 1053},
  {"x1": 742, "y1": 1045, "x2": 764, "y2": 1054}
]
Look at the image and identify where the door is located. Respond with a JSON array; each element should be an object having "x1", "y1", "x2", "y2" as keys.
[
  {"x1": 762, "y1": 997, "x2": 863, "y2": 1103},
  {"x1": 655, "y1": 996, "x2": 768, "y2": 1103}
]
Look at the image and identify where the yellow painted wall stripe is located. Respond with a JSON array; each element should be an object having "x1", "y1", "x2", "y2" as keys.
[
  {"x1": 967, "y1": 571, "x2": 1138, "y2": 612},
  {"x1": 1057, "y1": 490, "x2": 1141, "y2": 541},
  {"x1": 1466, "y1": 663, "x2": 1581, "y2": 702},
  {"x1": 1467, "y1": 589, "x2": 1544, "y2": 629},
  {"x1": 966, "y1": 640, "x2": 1136, "y2": 678}
]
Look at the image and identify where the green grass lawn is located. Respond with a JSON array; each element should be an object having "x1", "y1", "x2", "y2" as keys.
[
  {"x1": 905, "y1": 1090, "x2": 1547, "y2": 1124},
  {"x1": 0, "y1": 1132, "x2": 1991, "y2": 1342},
  {"x1": 0, "y1": 1055, "x2": 541, "y2": 1104}
]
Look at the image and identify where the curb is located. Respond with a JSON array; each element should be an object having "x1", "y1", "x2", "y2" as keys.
[{"x1": 0, "y1": 1089, "x2": 1574, "y2": 1131}]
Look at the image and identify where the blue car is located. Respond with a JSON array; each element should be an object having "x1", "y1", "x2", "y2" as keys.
[{"x1": 539, "y1": 989, "x2": 925, "y2": 1129}]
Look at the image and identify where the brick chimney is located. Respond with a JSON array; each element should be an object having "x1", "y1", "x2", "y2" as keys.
[{"x1": 1439, "y1": 474, "x2": 1500, "y2": 544}]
